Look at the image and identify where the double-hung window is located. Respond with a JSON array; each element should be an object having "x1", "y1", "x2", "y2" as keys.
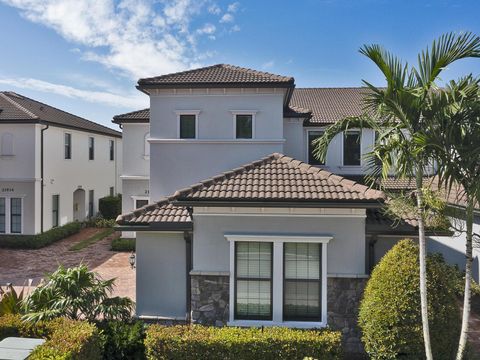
[
  {"x1": 235, "y1": 114, "x2": 253, "y2": 139},
  {"x1": 64, "y1": 133, "x2": 72, "y2": 159},
  {"x1": 88, "y1": 137, "x2": 95, "y2": 160},
  {"x1": 179, "y1": 114, "x2": 197, "y2": 139},
  {"x1": 307, "y1": 131, "x2": 324, "y2": 165},
  {"x1": 343, "y1": 130, "x2": 361, "y2": 166},
  {"x1": 0, "y1": 198, "x2": 5, "y2": 233},
  {"x1": 235, "y1": 242, "x2": 272, "y2": 320},
  {"x1": 10, "y1": 198, "x2": 22, "y2": 234}
]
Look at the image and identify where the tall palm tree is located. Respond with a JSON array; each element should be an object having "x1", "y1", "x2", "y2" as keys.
[
  {"x1": 422, "y1": 76, "x2": 480, "y2": 359},
  {"x1": 314, "y1": 32, "x2": 480, "y2": 359}
]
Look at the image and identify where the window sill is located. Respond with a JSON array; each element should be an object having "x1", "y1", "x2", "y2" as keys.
[{"x1": 227, "y1": 320, "x2": 326, "y2": 329}]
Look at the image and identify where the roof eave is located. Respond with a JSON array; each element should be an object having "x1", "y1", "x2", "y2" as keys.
[
  {"x1": 136, "y1": 81, "x2": 295, "y2": 91},
  {"x1": 115, "y1": 222, "x2": 193, "y2": 231},
  {"x1": 172, "y1": 199, "x2": 384, "y2": 208}
]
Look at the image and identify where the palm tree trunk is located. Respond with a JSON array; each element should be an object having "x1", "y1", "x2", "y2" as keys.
[
  {"x1": 456, "y1": 199, "x2": 474, "y2": 360},
  {"x1": 416, "y1": 168, "x2": 433, "y2": 360}
]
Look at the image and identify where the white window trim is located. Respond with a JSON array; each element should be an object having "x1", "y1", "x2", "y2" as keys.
[
  {"x1": 225, "y1": 234, "x2": 330, "y2": 329},
  {"x1": 64, "y1": 132, "x2": 72, "y2": 160},
  {"x1": 342, "y1": 129, "x2": 362, "y2": 167},
  {"x1": 230, "y1": 111, "x2": 257, "y2": 139},
  {"x1": 131, "y1": 195, "x2": 150, "y2": 209},
  {"x1": 175, "y1": 110, "x2": 201, "y2": 139},
  {"x1": 1, "y1": 196, "x2": 24, "y2": 234}
]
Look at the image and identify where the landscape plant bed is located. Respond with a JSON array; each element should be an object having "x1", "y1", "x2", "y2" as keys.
[
  {"x1": 69, "y1": 228, "x2": 115, "y2": 251},
  {"x1": 111, "y1": 238, "x2": 136, "y2": 252}
]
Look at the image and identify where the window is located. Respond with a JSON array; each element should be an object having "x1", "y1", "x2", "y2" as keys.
[
  {"x1": 52, "y1": 195, "x2": 59, "y2": 228},
  {"x1": 10, "y1": 198, "x2": 21, "y2": 234},
  {"x1": 1, "y1": 133, "x2": 14, "y2": 156},
  {"x1": 283, "y1": 243, "x2": 321, "y2": 321},
  {"x1": 179, "y1": 114, "x2": 196, "y2": 139},
  {"x1": 235, "y1": 242, "x2": 272, "y2": 320},
  {"x1": 109, "y1": 140, "x2": 114, "y2": 161},
  {"x1": 135, "y1": 199, "x2": 148, "y2": 209},
  {"x1": 0, "y1": 198, "x2": 5, "y2": 233},
  {"x1": 109, "y1": 187, "x2": 114, "y2": 197},
  {"x1": 343, "y1": 131, "x2": 361, "y2": 166},
  {"x1": 307, "y1": 131, "x2": 324, "y2": 165},
  {"x1": 88, "y1": 190, "x2": 94, "y2": 218},
  {"x1": 64, "y1": 133, "x2": 72, "y2": 159},
  {"x1": 235, "y1": 114, "x2": 253, "y2": 139},
  {"x1": 88, "y1": 137, "x2": 95, "y2": 160}
]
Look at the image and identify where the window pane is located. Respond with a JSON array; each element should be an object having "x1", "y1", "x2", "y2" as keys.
[
  {"x1": 343, "y1": 131, "x2": 361, "y2": 166},
  {"x1": 89, "y1": 137, "x2": 95, "y2": 160},
  {"x1": 236, "y1": 115, "x2": 252, "y2": 139},
  {"x1": 52, "y1": 195, "x2": 59, "y2": 228},
  {"x1": 235, "y1": 241, "x2": 272, "y2": 320},
  {"x1": 180, "y1": 115, "x2": 196, "y2": 139},
  {"x1": 0, "y1": 198, "x2": 5, "y2": 233},
  {"x1": 64, "y1": 133, "x2": 71, "y2": 159},
  {"x1": 284, "y1": 242, "x2": 322, "y2": 321},
  {"x1": 135, "y1": 199, "x2": 148, "y2": 209},
  {"x1": 10, "y1": 198, "x2": 21, "y2": 234},
  {"x1": 109, "y1": 140, "x2": 114, "y2": 161},
  {"x1": 308, "y1": 131, "x2": 324, "y2": 165},
  {"x1": 88, "y1": 190, "x2": 94, "y2": 218}
]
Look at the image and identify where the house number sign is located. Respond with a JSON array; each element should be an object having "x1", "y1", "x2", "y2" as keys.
[{"x1": 1, "y1": 188, "x2": 14, "y2": 193}]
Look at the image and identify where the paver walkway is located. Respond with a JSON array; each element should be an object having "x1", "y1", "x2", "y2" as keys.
[{"x1": 0, "y1": 228, "x2": 135, "y2": 301}]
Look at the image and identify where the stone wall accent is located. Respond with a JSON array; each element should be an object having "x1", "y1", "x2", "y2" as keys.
[
  {"x1": 191, "y1": 275, "x2": 229, "y2": 326},
  {"x1": 327, "y1": 276, "x2": 368, "y2": 355}
]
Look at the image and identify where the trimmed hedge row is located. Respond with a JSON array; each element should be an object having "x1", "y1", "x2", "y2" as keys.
[
  {"x1": 144, "y1": 325, "x2": 342, "y2": 360},
  {"x1": 0, "y1": 314, "x2": 102, "y2": 359},
  {"x1": 0, "y1": 222, "x2": 82, "y2": 249},
  {"x1": 111, "y1": 238, "x2": 135, "y2": 252}
]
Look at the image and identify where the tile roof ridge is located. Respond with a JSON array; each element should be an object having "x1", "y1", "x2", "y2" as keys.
[
  {"x1": 0, "y1": 92, "x2": 39, "y2": 119},
  {"x1": 139, "y1": 64, "x2": 225, "y2": 82},
  {"x1": 113, "y1": 108, "x2": 149, "y2": 119}
]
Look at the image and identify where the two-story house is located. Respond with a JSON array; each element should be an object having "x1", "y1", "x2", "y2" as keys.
[
  {"x1": 114, "y1": 64, "x2": 459, "y2": 354},
  {"x1": 0, "y1": 91, "x2": 122, "y2": 235}
]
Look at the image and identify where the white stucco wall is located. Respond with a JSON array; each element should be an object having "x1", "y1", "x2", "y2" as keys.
[
  {"x1": 121, "y1": 123, "x2": 150, "y2": 177},
  {"x1": 135, "y1": 231, "x2": 187, "y2": 318},
  {"x1": 0, "y1": 124, "x2": 37, "y2": 180}
]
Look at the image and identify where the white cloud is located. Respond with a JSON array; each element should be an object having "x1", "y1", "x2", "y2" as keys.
[
  {"x1": 220, "y1": 13, "x2": 234, "y2": 23},
  {"x1": 0, "y1": 77, "x2": 147, "y2": 108},
  {"x1": 0, "y1": 0, "x2": 220, "y2": 80},
  {"x1": 227, "y1": 2, "x2": 240, "y2": 12},
  {"x1": 262, "y1": 60, "x2": 275, "y2": 69},
  {"x1": 207, "y1": 4, "x2": 221, "y2": 14},
  {"x1": 196, "y1": 23, "x2": 216, "y2": 35}
]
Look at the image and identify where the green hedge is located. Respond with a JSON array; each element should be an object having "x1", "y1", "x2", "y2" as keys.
[
  {"x1": 99, "y1": 196, "x2": 122, "y2": 220},
  {"x1": 0, "y1": 222, "x2": 82, "y2": 249},
  {"x1": 111, "y1": 238, "x2": 135, "y2": 252},
  {"x1": 145, "y1": 325, "x2": 342, "y2": 360},
  {"x1": 97, "y1": 320, "x2": 145, "y2": 360},
  {"x1": 0, "y1": 315, "x2": 102, "y2": 360}
]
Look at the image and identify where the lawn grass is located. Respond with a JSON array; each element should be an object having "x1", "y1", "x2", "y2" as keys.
[{"x1": 69, "y1": 228, "x2": 115, "y2": 251}]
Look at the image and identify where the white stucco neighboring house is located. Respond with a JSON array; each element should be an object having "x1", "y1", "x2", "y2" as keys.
[
  {"x1": 114, "y1": 64, "x2": 472, "y2": 355},
  {"x1": 0, "y1": 91, "x2": 122, "y2": 235}
]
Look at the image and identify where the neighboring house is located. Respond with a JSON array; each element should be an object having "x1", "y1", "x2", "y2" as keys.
[{"x1": 0, "y1": 91, "x2": 122, "y2": 235}]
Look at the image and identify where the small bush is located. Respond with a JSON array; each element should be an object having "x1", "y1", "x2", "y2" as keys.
[
  {"x1": 98, "y1": 320, "x2": 145, "y2": 360},
  {"x1": 358, "y1": 239, "x2": 461, "y2": 360},
  {"x1": 144, "y1": 325, "x2": 342, "y2": 360},
  {"x1": 99, "y1": 196, "x2": 122, "y2": 220},
  {"x1": 111, "y1": 238, "x2": 135, "y2": 252},
  {"x1": 0, "y1": 222, "x2": 82, "y2": 249}
]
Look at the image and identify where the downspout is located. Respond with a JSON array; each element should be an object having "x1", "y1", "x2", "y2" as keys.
[{"x1": 40, "y1": 122, "x2": 49, "y2": 233}]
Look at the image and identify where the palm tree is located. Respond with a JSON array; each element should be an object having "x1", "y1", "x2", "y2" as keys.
[
  {"x1": 422, "y1": 76, "x2": 480, "y2": 359},
  {"x1": 314, "y1": 32, "x2": 480, "y2": 359}
]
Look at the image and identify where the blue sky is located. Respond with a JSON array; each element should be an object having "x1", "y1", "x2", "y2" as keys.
[{"x1": 1, "y1": 0, "x2": 479, "y2": 129}]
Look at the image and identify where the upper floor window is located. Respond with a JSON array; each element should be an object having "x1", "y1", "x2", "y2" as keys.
[
  {"x1": 343, "y1": 130, "x2": 361, "y2": 166},
  {"x1": 64, "y1": 133, "x2": 72, "y2": 159},
  {"x1": 88, "y1": 137, "x2": 95, "y2": 160},
  {"x1": 179, "y1": 114, "x2": 197, "y2": 139},
  {"x1": 1, "y1": 133, "x2": 14, "y2": 156},
  {"x1": 307, "y1": 130, "x2": 324, "y2": 165},
  {"x1": 109, "y1": 140, "x2": 114, "y2": 161},
  {"x1": 235, "y1": 114, "x2": 253, "y2": 139}
]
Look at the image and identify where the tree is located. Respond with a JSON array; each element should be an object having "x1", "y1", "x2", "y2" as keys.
[
  {"x1": 421, "y1": 76, "x2": 480, "y2": 359},
  {"x1": 314, "y1": 32, "x2": 480, "y2": 359},
  {"x1": 22, "y1": 264, "x2": 134, "y2": 323}
]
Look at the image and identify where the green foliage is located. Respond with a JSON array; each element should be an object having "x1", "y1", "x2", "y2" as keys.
[
  {"x1": 0, "y1": 222, "x2": 82, "y2": 249},
  {"x1": 97, "y1": 320, "x2": 145, "y2": 360},
  {"x1": 144, "y1": 325, "x2": 342, "y2": 360},
  {"x1": 22, "y1": 264, "x2": 134, "y2": 323},
  {"x1": 84, "y1": 216, "x2": 117, "y2": 228},
  {"x1": 358, "y1": 239, "x2": 461, "y2": 359},
  {"x1": 0, "y1": 284, "x2": 24, "y2": 315},
  {"x1": 111, "y1": 238, "x2": 135, "y2": 252},
  {"x1": 69, "y1": 228, "x2": 115, "y2": 251},
  {"x1": 99, "y1": 196, "x2": 122, "y2": 220}
]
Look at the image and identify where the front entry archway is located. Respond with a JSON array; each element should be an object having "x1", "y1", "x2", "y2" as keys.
[{"x1": 73, "y1": 188, "x2": 86, "y2": 222}]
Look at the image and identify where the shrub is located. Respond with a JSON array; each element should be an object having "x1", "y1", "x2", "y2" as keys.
[
  {"x1": 144, "y1": 325, "x2": 342, "y2": 360},
  {"x1": 0, "y1": 284, "x2": 25, "y2": 316},
  {"x1": 99, "y1": 196, "x2": 122, "y2": 220},
  {"x1": 97, "y1": 320, "x2": 145, "y2": 360},
  {"x1": 0, "y1": 222, "x2": 82, "y2": 249},
  {"x1": 358, "y1": 239, "x2": 461, "y2": 360},
  {"x1": 111, "y1": 238, "x2": 135, "y2": 252}
]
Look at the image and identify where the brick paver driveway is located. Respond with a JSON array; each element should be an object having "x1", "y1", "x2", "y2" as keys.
[{"x1": 0, "y1": 228, "x2": 135, "y2": 301}]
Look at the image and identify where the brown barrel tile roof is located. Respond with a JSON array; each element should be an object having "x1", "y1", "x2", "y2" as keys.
[
  {"x1": 112, "y1": 108, "x2": 149, "y2": 124},
  {"x1": 289, "y1": 88, "x2": 368, "y2": 125},
  {"x1": 116, "y1": 200, "x2": 191, "y2": 226},
  {"x1": 0, "y1": 91, "x2": 121, "y2": 137},
  {"x1": 174, "y1": 153, "x2": 385, "y2": 203},
  {"x1": 138, "y1": 64, "x2": 294, "y2": 88}
]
